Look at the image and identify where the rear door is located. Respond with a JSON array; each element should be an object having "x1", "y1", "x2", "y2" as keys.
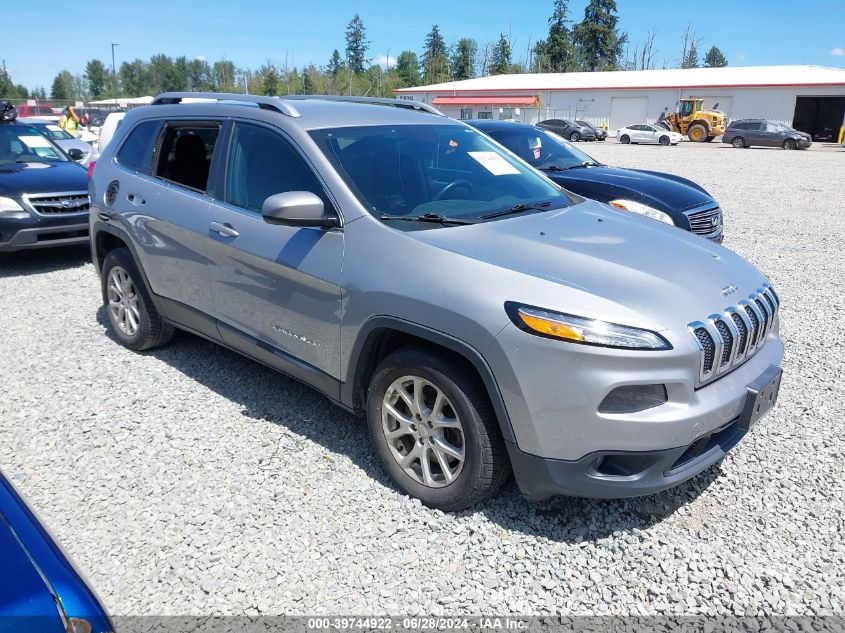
[
  {"x1": 745, "y1": 122, "x2": 765, "y2": 146},
  {"x1": 205, "y1": 121, "x2": 344, "y2": 379}
]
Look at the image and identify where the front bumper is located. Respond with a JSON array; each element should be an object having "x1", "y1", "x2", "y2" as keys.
[
  {"x1": 797, "y1": 138, "x2": 812, "y2": 148},
  {"x1": 507, "y1": 363, "x2": 781, "y2": 499},
  {"x1": 0, "y1": 215, "x2": 89, "y2": 252}
]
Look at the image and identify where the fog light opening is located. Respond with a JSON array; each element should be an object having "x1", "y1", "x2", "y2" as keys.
[{"x1": 598, "y1": 384, "x2": 667, "y2": 414}]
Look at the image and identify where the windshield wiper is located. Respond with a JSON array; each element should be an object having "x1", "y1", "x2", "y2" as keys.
[
  {"x1": 540, "y1": 161, "x2": 598, "y2": 172},
  {"x1": 379, "y1": 213, "x2": 476, "y2": 225},
  {"x1": 480, "y1": 201, "x2": 552, "y2": 220}
]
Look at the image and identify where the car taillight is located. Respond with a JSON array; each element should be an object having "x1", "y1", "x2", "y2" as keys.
[{"x1": 87, "y1": 161, "x2": 96, "y2": 180}]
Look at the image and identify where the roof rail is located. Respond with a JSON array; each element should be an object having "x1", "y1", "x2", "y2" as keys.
[
  {"x1": 150, "y1": 92, "x2": 301, "y2": 117},
  {"x1": 283, "y1": 95, "x2": 443, "y2": 116}
]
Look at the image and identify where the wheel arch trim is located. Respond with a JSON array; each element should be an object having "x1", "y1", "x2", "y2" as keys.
[{"x1": 343, "y1": 316, "x2": 516, "y2": 444}]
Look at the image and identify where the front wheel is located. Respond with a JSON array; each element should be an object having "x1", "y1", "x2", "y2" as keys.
[
  {"x1": 569, "y1": 131, "x2": 580, "y2": 142},
  {"x1": 782, "y1": 138, "x2": 797, "y2": 150},
  {"x1": 101, "y1": 247, "x2": 173, "y2": 351},
  {"x1": 619, "y1": 134, "x2": 630, "y2": 144},
  {"x1": 732, "y1": 136, "x2": 746, "y2": 148},
  {"x1": 687, "y1": 124, "x2": 708, "y2": 142},
  {"x1": 367, "y1": 347, "x2": 510, "y2": 511},
  {"x1": 659, "y1": 135, "x2": 670, "y2": 146}
]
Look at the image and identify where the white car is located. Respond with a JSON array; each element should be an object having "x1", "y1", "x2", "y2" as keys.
[
  {"x1": 19, "y1": 117, "x2": 95, "y2": 165},
  {"x1": 91, "y1": 111, "x2": 126, "y2": 159},
  {"x1": 616, "y1": 124, "x2": 683, "y2": 146}
]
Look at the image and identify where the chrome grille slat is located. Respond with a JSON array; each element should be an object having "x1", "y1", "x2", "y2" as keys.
[
  {"x1": 688, "y1": 283, "x2": 779, "y2": 384},
  {"x1": 24, "y1": 191, "x2": 90, "y2": 216}
]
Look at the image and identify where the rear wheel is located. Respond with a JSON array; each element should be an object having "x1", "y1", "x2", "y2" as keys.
[
  {"x1": 687, "y1": 124, "x2": 708, "y2": 142},
  {"x1": 619, "y1": 134, "x2": 630, "y2": 144},
  {"x1": 782, "y1": 138, "x2": 797, "y2": 150},
  {"x1": 659, "y1": 135, "x2": 670, "y2": 146},
  {"x1": 732, "y1": 136, "x2": 746, "y2": 148},
  {"x1": 569, "y1": 131, "x2": 580, "y2": 142},
  {"x1": 101, "y1": 248, "x2": 173, "y2": 351},
  {"x1": 367, "y1": 347, "x2": 510, "y2": 511}
]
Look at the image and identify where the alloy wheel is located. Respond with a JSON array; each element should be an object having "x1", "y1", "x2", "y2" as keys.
[
  {"x1": 107, "y1": 266, "x2": 140, "y2": 336},
  {"x1": 381, "y1": 375, "x2": 466, "y2": 488}
]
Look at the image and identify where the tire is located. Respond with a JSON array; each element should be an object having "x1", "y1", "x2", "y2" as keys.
[
  {"x1": 659, "y1": 135, "x2": 670, "y2": 146},
  {"x1": 101, "y1": 247, "x2": 174, "y2": 351},
  {"x1": 704, "y1": 136, "x2": 715, "y2": 142},
  {"x1": 732, "y1": 136, "x2": 746, "y2": 149},
  {"x1": 367, "y1": 347, "x2": 510, "y2": 511},
  {"x1": 569, "y1": 131, "x2": 580, "y2": 142},
  {"x1": 782, "y1": 138, "x2": 797, "y2": 150},
  {"x1": 619, "y1": 134, "x2": 630, "y2": 144},
  {"x1": 687, "y1": 124, "x2": 708, "y2": 142}
]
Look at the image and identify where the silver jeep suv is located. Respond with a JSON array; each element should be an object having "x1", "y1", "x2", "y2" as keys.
[{"x1": 89, "y1": 93, "x2": 784, "y2": 511}]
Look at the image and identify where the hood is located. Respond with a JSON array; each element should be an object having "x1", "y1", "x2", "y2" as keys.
[
  {"x1": 547, "y1": 165, "x2": 714, "y2": 214},
  {"x1": 409, "y1": 200, "x2": 766, "y2": 330},
  {"x1": 0, "y1": 161, "x2": 88, "y2": 197}
]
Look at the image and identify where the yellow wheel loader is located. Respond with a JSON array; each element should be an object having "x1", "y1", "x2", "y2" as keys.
[{"x1": 656, "y1": 98, "x2": 727, "y2": 142}]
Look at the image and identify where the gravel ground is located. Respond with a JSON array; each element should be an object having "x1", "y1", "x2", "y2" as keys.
[{"x1": 0, "y1": 142, "x2": 843, "y2": 617}]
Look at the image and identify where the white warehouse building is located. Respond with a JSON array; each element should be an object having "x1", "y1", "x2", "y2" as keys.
[{"x1": 394, "y1": 65, "x2": 845, "y2": 137}]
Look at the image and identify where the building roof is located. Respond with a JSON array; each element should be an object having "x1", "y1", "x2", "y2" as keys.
[{"x1": 395, "y1": 65, "x2": 845, "y2": 94}]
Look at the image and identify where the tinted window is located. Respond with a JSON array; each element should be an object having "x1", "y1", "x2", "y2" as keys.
[
  {"x1": 225, "y1": 123, "x2": 332, "y2": 214},
  {"x1": 116, "y1": 120, "x2": 161, "y2": 173},
  {"x1": 310, "y1": 124, "x2": 571, "y2": 222},
  {"x1": 155, "y1": 123, "x2": 220, "y2": 191}
]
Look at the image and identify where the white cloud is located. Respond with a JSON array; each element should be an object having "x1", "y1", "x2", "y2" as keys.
[
  {"x1": 375, "y1": 54, "x2": 397, "y2": 68},
  {"x1": 195, "y1": 55, "x2": 207, "y2": 62},
  {"x1": 831, "y1": 47, "x2": 845, "y2": 57}
]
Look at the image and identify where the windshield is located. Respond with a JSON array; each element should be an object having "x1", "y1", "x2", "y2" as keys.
[
  {"x1": 0, "y1": 125, "x2": 68, "y2": 163},
  {"x1": 574, "y1": 120, "x2": 593, "y2": 129},
  {"x1": 36, "y1": 123, "x2": 74, "y2": 140},
  {"x1": 487, "y1": 126, "x2": 600, "y2": 171},
  {"x1": 310, "y1": 124, "x2": 572, "y2": 221}
]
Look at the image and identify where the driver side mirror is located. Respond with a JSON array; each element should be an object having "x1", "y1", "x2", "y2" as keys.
[
  {"x1": 66, "y1": 148, "x2": 85, "y2": 161},
  {"x1": 262, "y1": 191, "x2": 338, "y2": 228}
]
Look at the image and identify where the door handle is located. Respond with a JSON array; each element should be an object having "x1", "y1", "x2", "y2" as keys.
[
  {"x1": 127, "y1": 193, "x2": 145, "y2": 206},
  {"x1": 210, "y1": 221, "x2": 239, "y2": 238}
]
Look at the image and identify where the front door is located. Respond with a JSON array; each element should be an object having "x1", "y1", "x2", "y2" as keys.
[{"x1": 205, "y1": 121, "x2": 344, "y2": 379}]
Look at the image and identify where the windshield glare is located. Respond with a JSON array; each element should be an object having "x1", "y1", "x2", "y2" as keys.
[
  {"x1": 0, "y1": 125, "x2": 67, "y2": 163},
  {"x1": 489, "y1": 127, "x2": 599, "y2": 171},
  {"x1": 309, "y1": 124, "x2": 571, "y2": 221}
]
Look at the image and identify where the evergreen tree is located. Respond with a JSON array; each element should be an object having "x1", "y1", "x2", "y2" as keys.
[
  {"x1": 345, "y1": 14, "x2": 369, "y2": 74},
  {"x1": 450, "y1": 38, "x2": 477, "y2": 80},
  {"x1": 50, "y1": 70, "x2": 75, "y2": 100},
  {"x1": 703, "y1": 45, "x2": 728, "y2": 67},
  {"x1": 302, "y1": 65, "x2": 316, "y2": 94},
  {"x1": 422, "y1": 25, "x2": 449, "y2": 84},
  {"x1": 328, "y1": 50, "x2": 343, "y2": 77},
  {"x1": 84, "y1": 59, "x2": 108, "y2": 98},
  {"x1": 491, "y1": 34, "x2": 513, "y2": 75},
  {"x1": 682, "y1": 42, "x2": 699, "y2": 68},
  {"x1": 535, "y1": 0, "x2": 578, "y2": 72},
  {"x1": 262, "y1": 65, "x2": 280, "y2": 95},
  {"x1": 573, "y1": 0, "x2": 627, "y2": 72},
  {"x1": 395, "y1": 51, "x2": 421, "y2": 86}
]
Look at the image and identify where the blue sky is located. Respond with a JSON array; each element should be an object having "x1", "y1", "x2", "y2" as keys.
[{"x1": 2, "y1": 0, "x2": 844, "y2": 90}]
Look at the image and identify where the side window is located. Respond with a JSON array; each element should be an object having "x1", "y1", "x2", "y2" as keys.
[
  {"x1": 224, "y1": 123, "x2": 333, "y2": 214},
  {"x1": 116, "y1": 120, "x2": 161, "y2": 173},
  {"x1": 765, "y1": 122, "x2": 780, "y2": 132},
  {"x1": 155, "y1": 123, "x2": 221, "y2": 192}
]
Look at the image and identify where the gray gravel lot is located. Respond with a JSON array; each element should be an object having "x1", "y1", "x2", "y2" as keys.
[{"x1": 0, "y1": 141, "x2": 843, "y2": 617}]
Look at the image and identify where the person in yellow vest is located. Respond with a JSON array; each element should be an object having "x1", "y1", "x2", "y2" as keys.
[{"x1": 58, "y1": 106, "x2": 80, "y2": 136}]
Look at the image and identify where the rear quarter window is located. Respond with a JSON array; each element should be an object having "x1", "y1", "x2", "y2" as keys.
[{"x1": 116, "y1": 120, "x2": 161, "y2": 174}]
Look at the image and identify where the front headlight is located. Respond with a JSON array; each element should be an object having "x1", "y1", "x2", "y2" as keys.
[
  {"x1": 609, "y1": 199, "x2": 675, "y2": 225},
  {"x1": 506, "y1": 302, "x2": 671, "y2": 350},
  {"x1": 0, "y1": 197, "x2": 29, "y2": 218}
]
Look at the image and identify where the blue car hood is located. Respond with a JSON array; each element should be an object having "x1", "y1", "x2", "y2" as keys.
[
  {"x1": 0, "y1": 161, "x2": 88, "y2": 197},
  {"x1": 547, "y1": 165, "x2": 713, "y2": 213}
]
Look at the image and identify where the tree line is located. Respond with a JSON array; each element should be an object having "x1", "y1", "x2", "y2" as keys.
[{"x1": 1, "y1": 0, "x2": 729, "y2": 102}]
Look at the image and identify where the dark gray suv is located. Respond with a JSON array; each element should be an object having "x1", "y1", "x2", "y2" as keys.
[
  {"x1": 723, "y1": 119, "x2": 812, "y2": 150},
  {"x1": 89, "y1": 93, "x2": 784, "y2": 510}
]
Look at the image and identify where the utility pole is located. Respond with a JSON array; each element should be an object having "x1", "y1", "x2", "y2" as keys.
[{"x1": 111, "y1": 43, "x2": 119, "y2": 101}]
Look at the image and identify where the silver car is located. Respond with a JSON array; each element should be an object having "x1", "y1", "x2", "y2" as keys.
[
  {"x1": 89, "y1": 93, "x2": 784, "y2": 510},
  {"x1": 19, "y1": 117, "x2": 95, "y2": 165}
]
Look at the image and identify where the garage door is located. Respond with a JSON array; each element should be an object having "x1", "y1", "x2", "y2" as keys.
[
  {"x1": 701, "y1": 96, "x2": 733, "y2": 118},
  {"x1": 610, "y1": 97, "x2": 649, "y2": 131}
]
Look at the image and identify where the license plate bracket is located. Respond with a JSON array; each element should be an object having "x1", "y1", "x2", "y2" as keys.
[{"x1": 739, "y1": 365, "x2": 783, "y2": 431}]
